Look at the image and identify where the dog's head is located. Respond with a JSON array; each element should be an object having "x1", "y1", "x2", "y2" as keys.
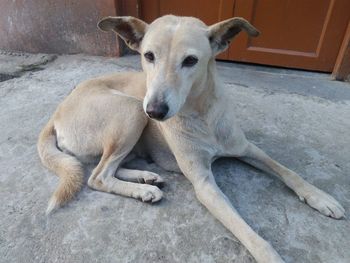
[{"x1": 98, "y1": 15, "x2": 259, "y2": 121}]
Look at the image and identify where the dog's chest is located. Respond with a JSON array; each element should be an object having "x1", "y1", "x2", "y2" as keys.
[
  {"x1": 170, "y1": 112, "x2": 246, "y2": 157},
  {"x1": 214, "y1": 118, "x2": 232, "y2": 143},
  {"x1": 213, "y1": 113, "x2": 248, "y2": 156},
  {"x1": 142, "y1": 113, "x2": 245, "y2": 170},
  {"x1": 164, "y1": 114, "x2": 228, "y2": 155}
]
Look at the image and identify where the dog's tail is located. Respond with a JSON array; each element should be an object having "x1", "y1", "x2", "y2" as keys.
[{"x1": 37, "y1": 119, "x2": 83, "y2": 215}]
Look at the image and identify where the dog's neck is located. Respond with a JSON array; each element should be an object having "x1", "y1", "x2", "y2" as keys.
[{"x1": 179, "y1": 58, "x2": 222, "y2": 119}]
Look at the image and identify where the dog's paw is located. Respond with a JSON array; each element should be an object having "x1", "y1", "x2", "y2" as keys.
[
  {"x1": 298, "y1": 185, "x2": 345, "y2": 219},
  {"x1": 140, "y1": 171, "x2": 165, "y2": 187},
  {"x1": 134, "y1": 185, "x2": 163, "y2": 203}
]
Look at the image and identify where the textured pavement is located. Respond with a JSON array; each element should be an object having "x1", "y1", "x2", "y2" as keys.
[{"x1": 0, "y1": 52, "x2": 349, "y2": 263}]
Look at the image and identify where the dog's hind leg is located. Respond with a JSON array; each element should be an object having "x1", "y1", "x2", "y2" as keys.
[
  {"x1": 238, "y1": 142, "x2": 345, "y2": 219},
  {"x1": 88, "y1": 151, "x2": 163, "y2": 202},
  {"x1": 115, "y1": 168, "x2": 164, "y2": 187},
  {"x1": 87, "y1": 112, "x2": 163, "y2": 203}
]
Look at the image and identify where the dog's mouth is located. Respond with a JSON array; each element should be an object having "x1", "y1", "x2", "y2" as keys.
[{"x1": 145, "y1": 112, "x2": 171, "y2": 121}]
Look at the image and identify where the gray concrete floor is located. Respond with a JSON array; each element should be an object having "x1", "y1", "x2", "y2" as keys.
[{"x1": 0, "y1": 52, "x2": 349, "y2": 263}]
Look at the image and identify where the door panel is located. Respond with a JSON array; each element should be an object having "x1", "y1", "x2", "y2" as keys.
[
  {"x1": 230, "y1": 0, "x2": 350, "y2": 71},
  {"x1": 139, "y1": 0, "x2": 350, "y2": 72}
]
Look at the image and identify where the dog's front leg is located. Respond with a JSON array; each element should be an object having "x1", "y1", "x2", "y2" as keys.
[
  {"x1": 239, "y1": 142, "x2": 345, "y2": 219},
  {"x1": 179, "y1": 158, "x2": 285, "y2": 263}
]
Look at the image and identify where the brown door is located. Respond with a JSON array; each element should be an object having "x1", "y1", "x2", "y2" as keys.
[{"x1": 140, "y1": 0, "x2": 350, "y2": 72}]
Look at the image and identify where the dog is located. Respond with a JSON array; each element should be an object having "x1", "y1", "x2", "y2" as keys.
[{"x1": 37, "y1": 15, "x2": 345, "y2": 263}]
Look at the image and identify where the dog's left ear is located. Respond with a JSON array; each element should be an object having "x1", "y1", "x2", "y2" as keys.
[
  {"x1": 98, "y1": 16, "x2": 148, "y2": 52},
  {"x1": 208, "y1": 17, "x2": 260, "y2": 55}
]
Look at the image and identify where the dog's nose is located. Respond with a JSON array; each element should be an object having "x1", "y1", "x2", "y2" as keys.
[{"x1": 146, "y1": 103, "x2": 169, "y2": 120}]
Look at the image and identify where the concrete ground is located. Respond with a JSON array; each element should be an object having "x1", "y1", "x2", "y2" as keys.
[{"x1": 0, "y1": 51, "x2": 349, "y2": 263}]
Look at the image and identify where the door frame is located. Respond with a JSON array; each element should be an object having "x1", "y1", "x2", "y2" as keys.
[{"x1": 332, "y1": 21, "x2": 350, "y2": 81}]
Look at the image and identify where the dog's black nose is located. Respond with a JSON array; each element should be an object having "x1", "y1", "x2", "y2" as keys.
[{"x1": 146, "y1": 103, "x2": 169, "y2": 120}]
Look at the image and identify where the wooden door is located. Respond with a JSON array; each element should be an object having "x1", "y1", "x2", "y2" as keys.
[{"x1": 139, "y1": 0, "x2": 350, "y2": 72}]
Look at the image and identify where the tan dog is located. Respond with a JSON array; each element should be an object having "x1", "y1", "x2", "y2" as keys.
[{"x1": 38, "y1": 15, "x2": 345, "y2": 263}]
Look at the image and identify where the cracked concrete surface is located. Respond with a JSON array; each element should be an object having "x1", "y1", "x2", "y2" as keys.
[
  {"x1": 0, "y1": 51, "x2": 57, "y2": 81},
  {"x1": 0, "y1": 53, "x2": 349, "y2": 263}
]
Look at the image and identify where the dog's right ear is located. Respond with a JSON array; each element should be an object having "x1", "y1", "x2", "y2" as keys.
[{"x1": 98, "y1": 16, "x2": 148, "y2": 52}]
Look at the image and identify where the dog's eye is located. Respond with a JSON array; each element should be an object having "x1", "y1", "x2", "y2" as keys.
[
  {"x1": 182, "y1": 55, "x2": 198, "y2": 67},
  {"x1": 144, "y1": 51, "x2": 155, "y2": 63}
]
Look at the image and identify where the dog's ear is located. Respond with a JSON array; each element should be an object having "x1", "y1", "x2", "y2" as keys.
[
  {"x1": 98, "y1": 16, "x2": 148, "y2": 52},
  {"x1": 208, "y1": 17, "x2": 259, "y2": 55}
]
